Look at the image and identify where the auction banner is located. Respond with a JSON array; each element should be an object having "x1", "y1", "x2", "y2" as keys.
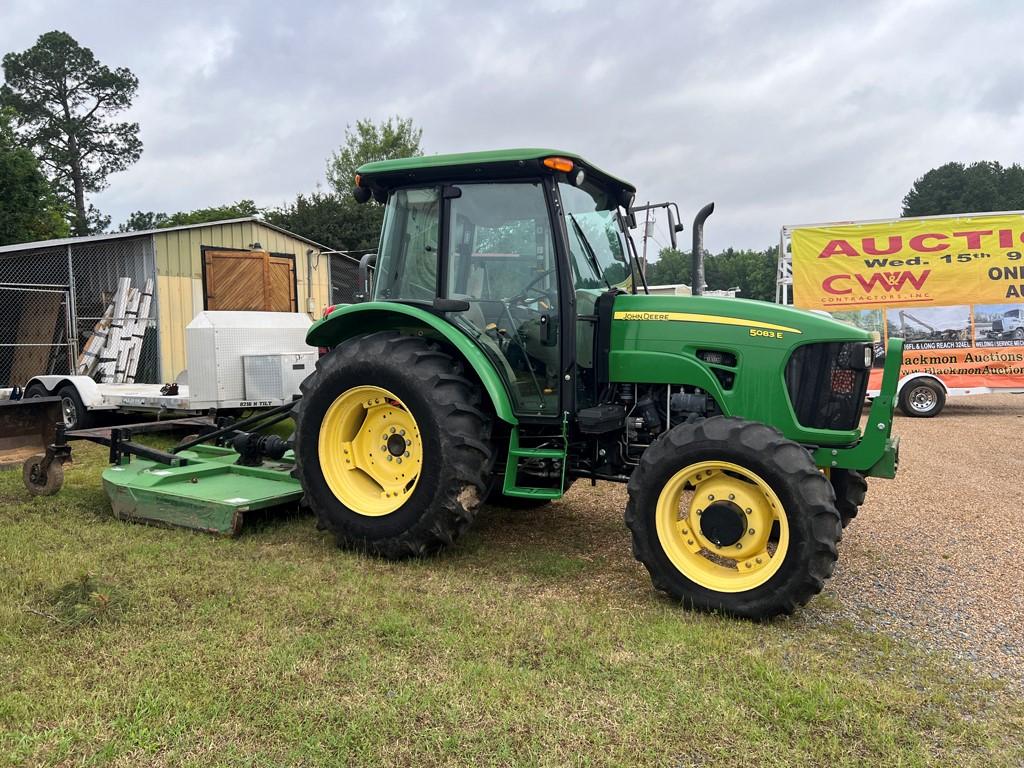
[{"x1": 790, "y1": 213, "x2": 1024, "y2": 388}]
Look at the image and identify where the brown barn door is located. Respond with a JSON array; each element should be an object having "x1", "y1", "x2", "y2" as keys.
[
  {"x1": 267, "y1": 256, "x2": 297, "y2": 312},
  {"x1": 204, "y1": 250, "x2": 297, "y2": 312}
]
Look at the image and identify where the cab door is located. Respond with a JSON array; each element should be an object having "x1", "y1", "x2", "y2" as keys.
[{"x1": 443, "y1": 181, "x2": 562, "y2": 417}]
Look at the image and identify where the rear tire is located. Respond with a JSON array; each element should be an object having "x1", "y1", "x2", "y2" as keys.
[
  {"x1": 293, "y1": 331, "x2": 494, "y2": 558},
  {"x1": 831, "y1": 468, "x2": 867, "y2": 528},
  {"x1": 24, "y1": 382, "x2": 47, "y2": 398},
  {"x1": 625, "y1": 417, "x2": 841, "y2": 619},
  {"x1": 898, "y1": 378, "x2": 945, "y2": 418}
]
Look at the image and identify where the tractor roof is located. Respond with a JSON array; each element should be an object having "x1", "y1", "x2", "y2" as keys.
[{"x1": 356, "y1": 148, "x2": 636, "y2": 196}]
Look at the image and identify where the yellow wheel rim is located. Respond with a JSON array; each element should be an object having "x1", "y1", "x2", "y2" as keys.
[
  {"x1": 655, "y1": 461, "x2": 789, "y2": 593},
  {"x1": 317, "y1": 385, "x2": 423, "y2": 516}
]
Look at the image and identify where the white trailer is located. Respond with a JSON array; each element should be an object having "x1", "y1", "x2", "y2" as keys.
[{"x1": 18, "y1": 311, "x2": 317, "y2": 429}]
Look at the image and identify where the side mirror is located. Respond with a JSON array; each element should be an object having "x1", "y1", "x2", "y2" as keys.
[
  {"x1": 353, "y1": 185, "x2": 371, "y2": 204},
  {"x1": 356, "y1": 253, "x2": 376, "y2": 301},
  {"x1": 667, "y1": 208, "x2": 679, "y2": 250}
]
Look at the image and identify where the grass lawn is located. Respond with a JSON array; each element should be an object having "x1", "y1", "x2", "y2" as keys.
[{"x1": 1, "y1": 440, "x2": 1021, "y2": 767}]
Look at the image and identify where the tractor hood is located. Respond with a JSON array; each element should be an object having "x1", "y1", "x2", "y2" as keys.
[{"x1": 612, "y1": 293, "x2": 871, "y2": 344}]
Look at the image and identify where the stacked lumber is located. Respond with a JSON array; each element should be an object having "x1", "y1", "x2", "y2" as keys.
[{"x1": 76, "y1": 277, "x2": 154, "y2": 383}]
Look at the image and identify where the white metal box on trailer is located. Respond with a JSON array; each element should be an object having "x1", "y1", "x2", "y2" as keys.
[
  {"x1": 186, "y1": 312, "x2": 314, "y2": 409},
  {"x1": 243, "y1": 353, "x2": 316, "y2": 402}
]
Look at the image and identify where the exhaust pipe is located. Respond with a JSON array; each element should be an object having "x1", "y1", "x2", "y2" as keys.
[{"x1": 692, "y1": 202, "x2": 715, "y2": 296}]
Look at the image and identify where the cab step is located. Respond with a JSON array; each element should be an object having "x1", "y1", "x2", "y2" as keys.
[{"x1": 501, "y1": 423, "x2": 567, "y2": 499}]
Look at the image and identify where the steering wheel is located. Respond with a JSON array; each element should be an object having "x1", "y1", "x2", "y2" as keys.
[{"x1": 506, "y1": 268, "x2": 557, "y2": 309}]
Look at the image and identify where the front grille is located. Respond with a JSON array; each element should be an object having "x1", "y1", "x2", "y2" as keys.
[{"x1": 785, "y1": 342, "x2": 869, "y2": 431}]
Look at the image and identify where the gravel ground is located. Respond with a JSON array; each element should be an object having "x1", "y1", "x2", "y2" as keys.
[
  {"x1": 488, "y1": 394, "x2": 1024, "y2": 688},
  {"x1": 818, "y1": 393, "x2": 1024, "y2": 686}
]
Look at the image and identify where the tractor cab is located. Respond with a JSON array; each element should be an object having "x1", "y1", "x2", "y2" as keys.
[{"x1": 354, "y1": 149, "x2": 641, "y2": 419}]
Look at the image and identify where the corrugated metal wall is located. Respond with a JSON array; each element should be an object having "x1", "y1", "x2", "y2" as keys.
[{"x1": 154, "y1": 221, "x2": 330, "y2": 380}]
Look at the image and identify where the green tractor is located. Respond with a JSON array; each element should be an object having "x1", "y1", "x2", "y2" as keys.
[
  {"x1": 23, "y1": 148, "x2": 902, "y2": 620},
  {"x1": 292, "y1": 149, "x2": 902, "y2": 619}
]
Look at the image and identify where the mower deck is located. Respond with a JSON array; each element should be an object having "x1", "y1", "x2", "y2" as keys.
[{"x1": 103, "y1": 444, "x2": 303, "y2": 535}]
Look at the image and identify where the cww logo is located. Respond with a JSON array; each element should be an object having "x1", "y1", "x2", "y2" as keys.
[{"x1": 822, "y1": 269, "x2": 931, "y2": 295}]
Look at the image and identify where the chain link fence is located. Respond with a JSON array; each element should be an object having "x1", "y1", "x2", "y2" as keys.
[
  {"x1": 329, "y1": 252, "x2": 361, "y2": 305},
  {"x1": 0, "y1": 236, "x2": 158, "y2": 387}
]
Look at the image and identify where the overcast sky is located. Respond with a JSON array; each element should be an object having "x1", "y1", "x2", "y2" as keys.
[{"x1": 3, "y1": 0, "x2": 1022, "y2": 252}]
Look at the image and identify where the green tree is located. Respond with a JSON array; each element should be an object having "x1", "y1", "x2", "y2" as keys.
[
  {"x1": 159, "y1": 200, "x2": 260, "y2": 228},
  {"x1": 902, "y1": 161, "x2": 1024, "y2": 217},
  {"x1": 264, "y1": 190, "x2": 380, "y2": 252},
  {"x1": 0, "y1": 109, "x2": 68, "y2": 245},
  {"x1": 1, "y1": 31, "x2": 142, "y2": 235},
  {"x1": 117, "y1": 210, "x2": 168, "y2": 232},
  {"x1": 645, "y1": 248, "x2": 691, "y2": 285},
  {"x1": 276, "y1": 116, "x2": 425, "y2": 252},
  {"x1": 326, "y1": 116, "x2": 423, "y2": 194},
  {"x1": 645, "y1": 246, "x2": 778, "y2": 301},
  {"x1": 117, "y1": 200, "x2": 260, "y2": 232}
]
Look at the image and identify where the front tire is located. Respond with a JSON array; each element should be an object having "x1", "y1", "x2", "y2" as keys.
[
  {"x1": 293, "y1": 331, "x2": 494, "y2": 558},
  {"x1": 831, "y1": 468, "x2": 867, "y2": 528},
  {"x1": 625, "y1": 417, "x2": 841, "y2": 619}
]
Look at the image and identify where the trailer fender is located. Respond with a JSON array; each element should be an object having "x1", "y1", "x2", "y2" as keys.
[
  {"x1": 26, "y1": 375, "x2": 107, "y2": 409},
  {"x1": 307, "y1": 302, "x2": 518, "y2": 424},
  {"x1": 895, "y1": 371, "x2": 948, "y2": 395}
]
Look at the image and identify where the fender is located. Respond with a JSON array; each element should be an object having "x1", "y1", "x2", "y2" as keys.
[
  {"x1": 896, "y1": 370, "x2": 948, "y2": 395},
  {"x1": 307, "y1": 302, "x2": 518, "y2": 424},
  {"x1": 27, "y1": 375, "x2": 108, "y2": 408}
]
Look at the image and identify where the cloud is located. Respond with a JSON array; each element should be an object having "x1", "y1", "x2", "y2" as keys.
[{"x1": 1, "y1": 0, "x2": 1022, "y2": 251}]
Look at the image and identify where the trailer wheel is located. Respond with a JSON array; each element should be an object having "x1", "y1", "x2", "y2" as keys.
[
  {"x1": 898, "y1": 377, "x2": 945, "y2": 418},
  {"x1": 24, "y1": 382, "x2": 48, "y2": 398},
  {"x1": 23, "y1": 453, "x2": 64, "y2": 496},
  {"x1": 293, "y1": 331, "x2": 494, "y2": 558},
  {"x1": 625, "y1": 417, "x2": 841, "y2": 619},
  {"x1": 56, "y1": 385, "x2": 93, "y2": 430},
  {"x1": 831, "y1": 468, "x2": 867, "y2": 528}
]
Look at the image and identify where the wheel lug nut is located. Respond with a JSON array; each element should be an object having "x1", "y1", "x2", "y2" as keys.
[
  {"x1": 696, "y1": 509, "x2": 702, "y2": 516},
  {"x1": 396, "y1": 458, "x2": 402, "y2": 464},
  {"x1": 687, "y1": 539, "x2": 694, "y2": 546},
  {"x1": 386, "y1": 456, "x2": 393, "y2": 462},
  {"x1": 745, "y1": 562, "x2": 752, "y2": 569},
  {"x1": 748, "y1": 528, "x2": 755, "y2": 535},
  {"x1": 400, "y1": 429, "x2": 406, "y2": 436},
  {"x1": 745, "y1": 508, "x2": 752, "y2": 514},
  {"x1": 404, "y1": 451, "x2": 410, "y2": 458},
  {"x1": 756, "y1": 557, "x2": 763, "y2": 564},
  {"x1": 707, "y1": 494, "x2": 714, "y2": 500},
  {"x1": 728, "y1": 494, "x2": 735, "y2": 500},
  {"x1": 681, "y1": 527, "x2": 689, "y2": 535},
  {"x1": 735, "y1": 543, "x2": 742, "y2": 549},
  {"x1": 390, "y1": 426, "x2": 396, "y2": 433}
]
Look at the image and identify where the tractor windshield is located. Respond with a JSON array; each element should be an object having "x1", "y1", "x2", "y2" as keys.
[{"x1": 558, "y1": 182, "x2": 630, "y2": 290}]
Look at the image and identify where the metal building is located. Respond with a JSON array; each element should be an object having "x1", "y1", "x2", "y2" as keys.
[{"x1": 0, "y1": 217, "x2": 357, "y2": 386}]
